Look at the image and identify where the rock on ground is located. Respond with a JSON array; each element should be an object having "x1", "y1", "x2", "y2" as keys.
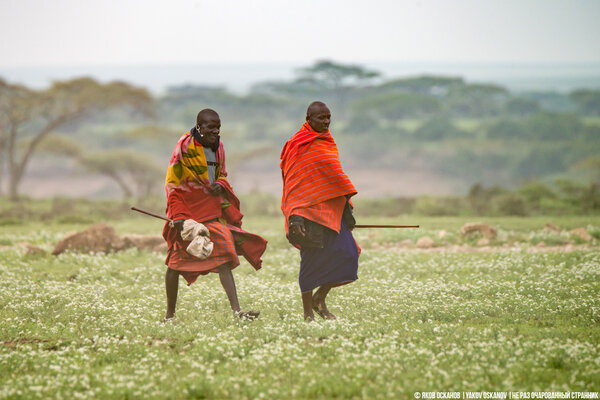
[
  {"x1": 544, "y1": 223, "x2": 562, "y2": 233},
  {"x1": 571, "y1": 228, "x2": 593, "y2": 242},
  {"x1": 52, "y1": 224, "x2": 167, "y2": 255},
  {"x1": 476, "y1": 238, "x2": 490, "y2": 246},
  {"x1": 121, "y1": 234, "x2": 165, "y2": 251},
  {"x1": 460, "y1": 223, "x2": 498, "y2": 239},
  {"x1": 52, "y1": 223, "x2": 124, "y2": 255},
  {"x1": 19, "y1": 242, "x2": 46, "y2": 255},
  {"x1": 416, "y1": 236, "x2": 435, "y2": 249},
  {"x1": 398, "y1": 239, "x2": 414, "y2": 248}
]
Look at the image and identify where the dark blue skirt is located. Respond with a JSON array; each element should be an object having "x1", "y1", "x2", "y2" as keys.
[{"x1": 299, "y1": 220, "x2": 359, "y2": 292}]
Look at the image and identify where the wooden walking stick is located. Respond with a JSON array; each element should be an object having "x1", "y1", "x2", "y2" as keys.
[
  {"x1": 132, "y1": 206, "x2": 419, "y2": 228},
  {"x1": 355, "y1": 224, "x2": 419, "y2": 228},
  {"x1": 130, "y1": 206, "x2": 172, "y2": 222}
]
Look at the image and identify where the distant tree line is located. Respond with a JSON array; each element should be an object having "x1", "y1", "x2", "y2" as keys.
[
  {"x1": 1, "y1": 59, "x2": 600, "y2": 202},
  {"x1": 160, "y1": 61, "x2": 600, "y2": 125},
  {"x1": 158, "y1": 60, "x2": 600, "y2": 189}
]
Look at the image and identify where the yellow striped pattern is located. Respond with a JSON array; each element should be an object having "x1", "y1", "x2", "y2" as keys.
[{"x1": 165, "y1": 133, "x2": 226, "y2": 192}]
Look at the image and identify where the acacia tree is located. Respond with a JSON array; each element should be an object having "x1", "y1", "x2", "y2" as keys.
[
  {"x1": 296, "y1": 60, "x2": 380, "y2": 90},
  {"x1": 295, "y1": 60, "x2": 380, "y2": 109},
  {"x1": 39, "y1": 135, "x2": 164, "y2": 198},
  {"x1": 79, "y1": 150, "x2": 164, "y2": 198},
  {"x1": 0, "y1": 77, "x2": 154, "y2": 200},
  {"x1": 0, "y1": 79, "x2": 35, "y2": 196}
]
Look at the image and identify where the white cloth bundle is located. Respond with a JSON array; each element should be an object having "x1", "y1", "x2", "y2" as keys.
[{"x1": 180, "y1": 219, "x2": 213, "y2": 260}]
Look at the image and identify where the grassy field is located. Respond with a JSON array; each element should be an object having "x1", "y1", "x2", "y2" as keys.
[{"x1": 1, "y1": 216, "x2": 599, "y2": 399}]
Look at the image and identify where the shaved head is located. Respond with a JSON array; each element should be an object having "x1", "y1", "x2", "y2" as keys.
[
  {"x1": 196, "y1": 108, "x2": 220, "y2": 125},
  {"x1": 195, "y1": 108, "x2": 221, "y2": 147},
  {"x1": 306, "y1": 101, "x2": 331, "y2": 133},
  {"x1": 306, "y1": 101, "x2": 328, "y2": 119}
]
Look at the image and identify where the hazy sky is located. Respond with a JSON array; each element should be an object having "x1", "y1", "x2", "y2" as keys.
[{"x1": 1, "y1": 0, "x2": 599, "y2": 68}]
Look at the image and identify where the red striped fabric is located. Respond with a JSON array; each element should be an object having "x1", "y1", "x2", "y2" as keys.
[
  {"x1": 291, "y1": 196, "x2": 347, "y2": 233},
  {"x1": 163, "y1": 135, "x2": 267, "y2": 285},
  {"x1": 281, "y1": 122, "x2": 357, "y2": 231}
]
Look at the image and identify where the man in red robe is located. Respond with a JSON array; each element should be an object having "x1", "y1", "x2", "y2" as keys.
[
  {"x1": 281, "y1": 101, "x2": 360, "y2": 321},
  {"x1": 162, "y1": 109, "x2": 267, "y2": 321}
]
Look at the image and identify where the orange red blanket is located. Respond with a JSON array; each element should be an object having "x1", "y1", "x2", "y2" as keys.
[{"x1": 280, "y1": 122, "x2": 357, "y2": 232}]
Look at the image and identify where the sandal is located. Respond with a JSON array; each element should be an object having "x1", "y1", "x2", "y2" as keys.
[{"x1": 235, "y1": 310, "x2": 260, "y2": 320}]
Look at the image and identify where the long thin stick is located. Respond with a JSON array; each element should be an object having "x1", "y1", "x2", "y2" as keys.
[
  {"x1": 355, "y1": 224, "x2": 419, "y2": 228},
  {"x1": 131, "y1": 206, "x2": 419, "y2": 229},
  {"x1": 130, "y1": 206, "x2": 172, "y2": 222}
]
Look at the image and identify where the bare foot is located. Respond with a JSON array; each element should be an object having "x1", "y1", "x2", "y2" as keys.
[
  {"x1": 313, "y1": 305, "x2": 336, "y2": 320},
  {"x1": 312, "y1": 295, "x2": 336, "y2": 320}
]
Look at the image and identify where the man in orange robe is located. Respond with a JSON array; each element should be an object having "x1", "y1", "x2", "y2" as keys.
[
  {"x1": 162, "y1": 108, "x2": 267, "y2": 321},
  {"x1": 280, "y1": 101, "x2": 359, "y2": 321}
]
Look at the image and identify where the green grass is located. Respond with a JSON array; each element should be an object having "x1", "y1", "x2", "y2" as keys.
[
  {"x1": 453, "y1": 118, "x2": 483, "y2": 132},
  {"x1": 0, "y1": 216, "x2": 599, "y2": 399},
  {"x1": 583, "y1": 116, "x2": 600, "y2": 127}
]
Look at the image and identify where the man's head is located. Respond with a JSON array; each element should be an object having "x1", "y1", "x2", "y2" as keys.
[
  {"x1": 306, "y1": 101, "x2": 331, "y2": 133},
  {"x1": 196, "y1": 109, "x2": 221, "y2": 146}
]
